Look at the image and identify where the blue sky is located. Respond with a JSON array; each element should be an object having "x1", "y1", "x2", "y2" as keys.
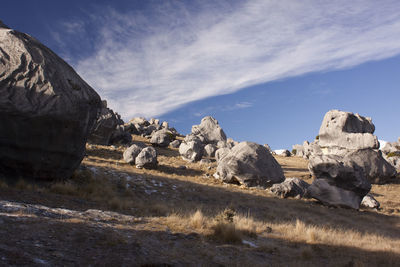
[{"x1": 2, "y1": 0, "x2": 400, "y2": 149}]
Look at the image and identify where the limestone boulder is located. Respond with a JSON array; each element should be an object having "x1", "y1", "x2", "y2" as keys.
[
  {"x1": 0, "y1": 21, "x2": 101, "y2": 180},
  {"x1": 306, "y1": 154, "x2": 371, "y2": 209},
  {"x1": 179, "y1": 141, "x2": 203, "y2": 162},
  {"x1": 204, "y1": 144, "x2": 217, "y2": 158},
  {"x1": 215, "y1": 147, "x2": 231, "y2": 162},
  {"x1": 169, "y1": 140, "x2": 181, "y2": 148},
  {"x1": 150, "y1": 130, "x2": 171, "y2": 147},
  {"x1": 88, "y1": 107, "x2": 119, "y2": 145},
  {"x1": 135, "y1": 147, "x2": 157, "y2": 168},
  {"x1": 361, "y1": 193, "x2": 380, "y2": 209},
  {"x1": 191, "y1": 116, "x2": 227, "y2": 144},
  {"x1": 343, "y1": 149, "x2": 396, "y2": 184},
  {"x1": 318, "y1": 110, "x2": 379, "y2": 152},
  {"x1": 214, "y1": 142, "x2": 285, "y2": 188},
  {"x1": 123, "y1": 144, "x2": 145, "y2": 164},
  {"x1": 270, "y1": 178, "x2": 310, "y2": 198}
]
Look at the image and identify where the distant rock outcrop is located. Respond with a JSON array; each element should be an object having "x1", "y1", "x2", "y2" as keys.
[
  {"x1": 88, "y1": 106, "x2": 122, "y2": 145},
  {"x1": 0, "y1": 21, "x2": 101, "y2": 180},
  {"x1": 191, "y1": 116, "x2": 227, "y2": 144},
  {"x1": 214, "y1": 142, "x2": 285, "y2": 188}
]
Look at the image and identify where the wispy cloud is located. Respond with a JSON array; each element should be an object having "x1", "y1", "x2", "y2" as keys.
[{"x1": 55, "y1": 0, "x2": 400, "y2": 119}]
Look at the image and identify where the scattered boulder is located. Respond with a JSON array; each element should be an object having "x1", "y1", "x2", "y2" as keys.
[
  {"x1": 150, "y1": 130, "x2": 172, "y2": 147},
  {"x1": 169, "y1": 140, "x2": 181, "y2": 148},
  {"x1": 191, "y1": 116, "x2": 227, "y2": 144},
  {"x1": 135, "y1": 147, "x2": 157, "y2": 168},
  {"x1": 179, "y1": 141, "x2": 203, "y2": 162},
  {"x1": 270, "y1": 178, "x2": 310, "y2": 198},
  {"x1": 204, "y1": 144, "x2": 217, "y2": 158},
  {"x1": 0, "y1": 21, "x2": 101, "y2": 180},
  {"x1": 161, "y1": 121, "x2": 169, "y2": 129},
  {"x1": 306, "y1": 154, "x2": 371, "y2": 209},
  {"x1": 275, "y1": 149, "x2": 291, "y2": 157},
  {"x1": 361, "y1": 193, "x2": 380, "y2": 209},
  {"x1": 123, "y1": 144, "x2": 145, "y2": 164},
  {"x1": 384, "y1": 155, "x2": 400, "y2": 171},
  {"x1": 214, "y1": 142, "x2": 285, "y2": 188}
]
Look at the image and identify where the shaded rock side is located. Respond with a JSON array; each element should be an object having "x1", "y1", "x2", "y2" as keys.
[
  {"x1": 270, "y1": 178, "x2": 310, "y2": 198},
  {"x1": 214, "y1": 142, "x2": 285, "y2": 188},
  {"x1": 0, "y1": 21, "x2": 101, "y2": 180},
  {"x1": 191, "y1": 116, "x2": 227, "y2": 144},
  {"x1": 88, "y1": 107, "x2": 120, "y2": 145},
  {"x1": 306, "y1": 154, "x2": 371, "y2": 209},
  {"x1": 343, "y1": 149, "x2": 396, "y2": 184}
]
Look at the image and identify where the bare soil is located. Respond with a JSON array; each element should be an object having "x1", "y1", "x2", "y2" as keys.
[{"x1": 0, "y1": 135, "x2": 399, "y2": 266}]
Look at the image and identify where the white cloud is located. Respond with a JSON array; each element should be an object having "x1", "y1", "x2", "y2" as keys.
[{"x1": 59, "y1": 0, "x2": 400, "y2": 120}]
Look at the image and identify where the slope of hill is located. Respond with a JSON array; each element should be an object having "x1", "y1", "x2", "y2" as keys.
[{"x1": 0, "y1": 135, "x2": 399, "y2": 266}]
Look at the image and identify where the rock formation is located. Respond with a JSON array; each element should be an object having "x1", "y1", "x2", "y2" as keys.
[
  {"x1": 191, "y1": 116, "x2": 227, "y2": 144},
  {"x1": 0, "y1": 21, "x2": 101, "y2": 180},
  {"x1": 270, "y1": 178, "x2": 310, "y2": 198},
  {"x1": 214, "y1": 142, "x2": 285, "y2": 188}
]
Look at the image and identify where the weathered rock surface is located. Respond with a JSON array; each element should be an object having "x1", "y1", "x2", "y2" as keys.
[
  {"x1": 123, "y1": 144, "x2": 145, "y2": 164},
  {"x1": 215, "y1": 148, "x2": 231, "y2": 162},
  {"x1": 179, "y1": 141, "x2": 203, "y2": 162},
  {"x1": 214, "y1": 142, "x2": 285, "y2": 188},
  {"x1": 109, "y1": 125, "x2": 132, "y2": 145},
  {"x1": 0, "y1": 21, "x2": 101, "y2": 180},
  {"x1": 191, "y1": 116, "x2": 227, "y2": 144},
  {"x1": 306, "y1": 154, "x2": 371, "y2": 209},
  {"x1": 361, "y1": 193, "x2": 380, "y2": 209},
  {"x1": 169, "y1": 140, "x2": 181, "y2": 148},
  {"x1": 150, "y1": 130, "x2": 171, "y2": 147},
  {"x1": 135, "y1": 147, "x2": 157, "y2": 168},
  {"x1": 343, "y1": 149, "x2": 396, "y2": 184},
  {"x1": 318, "y1": 110, "x2": 379, "y2": 152},
  {"x1": 204, "y1": 144, "x2": 217, "y2": 158},
  {"x1": 270, "y1": 178, "x2": 310, "y2": 198}
]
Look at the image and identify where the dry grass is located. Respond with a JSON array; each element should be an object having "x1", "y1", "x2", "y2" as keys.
[{"x1": 0, "y1": 134, "x2": 399, "y2": 266}]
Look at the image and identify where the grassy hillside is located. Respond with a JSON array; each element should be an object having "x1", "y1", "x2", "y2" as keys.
[{"x1": 0, "y1": 134, "x2": 399, "y2": 266}]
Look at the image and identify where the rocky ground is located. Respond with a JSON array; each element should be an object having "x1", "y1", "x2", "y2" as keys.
[{"x1": 0, "y1": 135, "x2": 399, "y2": 266}]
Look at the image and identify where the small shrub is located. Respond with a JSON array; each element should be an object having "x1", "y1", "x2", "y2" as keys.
[
  {"x1": 291, "y1": 149, "x2": 297, "y2": 155},
  {"x1": 190, "y1": 210, "x2": 207, "y2": 229},
  {"x1": 387, "y1": 151, "x2": 400, "y2": 158},
  {"x1": 210, "y1": 221, "x2": 242, "y2": 244},
  {"x1": 315, "y1": 135, "x2": 320, "y2": 140}
]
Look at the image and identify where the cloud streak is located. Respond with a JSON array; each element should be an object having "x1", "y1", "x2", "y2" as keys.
[{"x1": 57, "y1": 0, "x2": 400, "y2": 119}]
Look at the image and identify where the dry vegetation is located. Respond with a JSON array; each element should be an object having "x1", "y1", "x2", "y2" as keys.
[{"x1": 0, "y1": 134, "x2": 399, "y2": 266}]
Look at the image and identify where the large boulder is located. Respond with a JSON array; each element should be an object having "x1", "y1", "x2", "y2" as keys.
[
  {"x1": 179, "y1": 141, "x2": 203, "y2": 162},
  {"x1": 135, "y1": 147, "x2": 157, "y2": 169},
  {"x1": 306, "y1": 154, "x2": 371, "y2": 209},
  {"x1": 0, "y1": 21, "x2": 101, "y2": 180},
  {"x1": 191, "y1": 116, "x2": 227, "y2": 144},
  {"x1": 270, "y1": 178, "x2": 310, "y2": 198},
  {"x1": 318, "y1": 110, "x2": 379, "y2": 154},
  {"x1": 109, "y1": 125, "x2": 132, "y2": 145},
  {"x1": 214, "y1": 142, "x2": 285, "y2": 188},
  {"x1": 343, "y1": 149, "x2": 396, "y2": 184}
]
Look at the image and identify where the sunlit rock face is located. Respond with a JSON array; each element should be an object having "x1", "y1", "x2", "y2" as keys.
[{"x1": 0, "y1": 21, "x2": 101, "y2": 180}]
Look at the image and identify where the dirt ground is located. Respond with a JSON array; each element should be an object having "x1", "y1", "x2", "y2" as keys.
[{"x1": 0, "y1": 136, "x2": 399, "y2": 266}]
